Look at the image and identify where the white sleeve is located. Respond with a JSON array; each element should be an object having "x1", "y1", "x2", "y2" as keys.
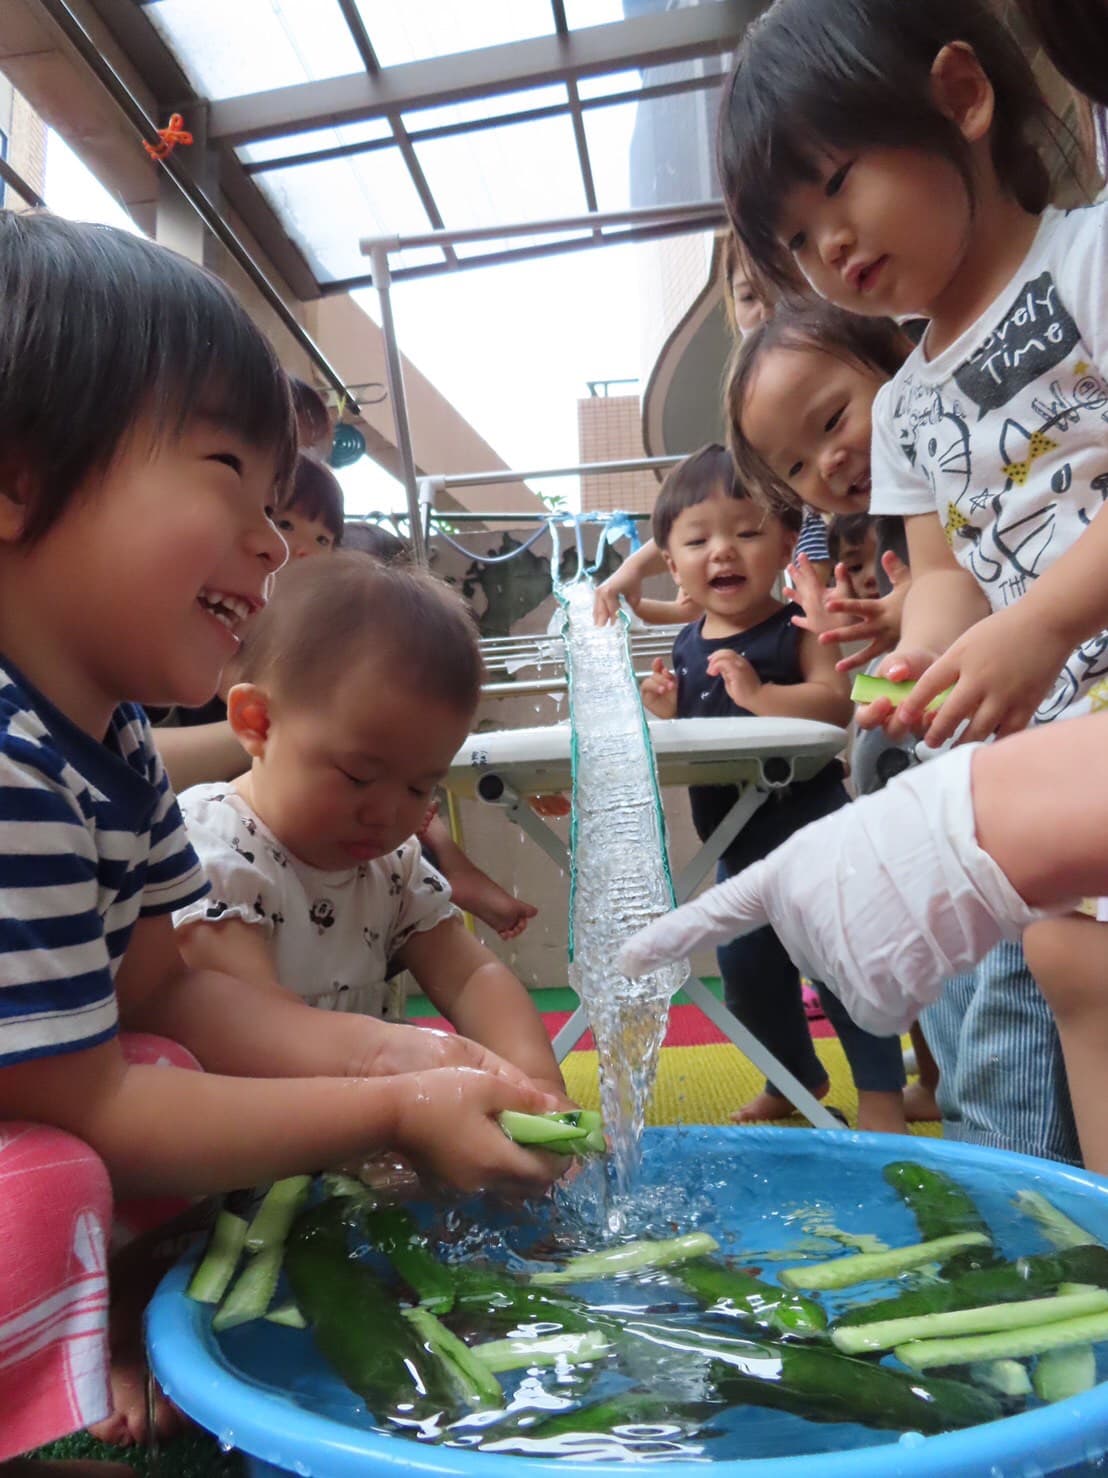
[
  {"x1": 172, "y1": 790, "x2": 277, "y2": 936},
  {"x1": 868, "y1": 375, "x2": 937, "y2": 518},
  {"x1": 384, "y1": 839, "x2": 459, "y2": 957},
  {"x1": 1053, "y1": 202, "x2": 1108, "y2": 377}
]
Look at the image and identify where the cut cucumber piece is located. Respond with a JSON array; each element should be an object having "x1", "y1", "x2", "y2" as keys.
[
  {"x1": 498, "y1": 1110, "x2": 603, "y2": 1154},
  {"x1": 1014, "y1": 1190, "x2": 1100, "y2": 1250},
  {"x1": 781, "y1": 1232, "x2": 991, "y2": 1291},
  {"x1": 471, "y1": 1329, "x2": 612, "y2": 1373},
  {"x1": 969, "y1": 1359, "x2": 1032, "y2": 1398},
  {"x1": 212, "y1": 1244, "x2": 284, "y2": 1331},
  {"x1": 831, "y1": 1289, "x2": 1108, "y2": 1355},
  {"x1": 850, "y1": 674, "x2": 952, "y2": 712},
  {"x1": 265, "y1": 1300, "x2": 308, "y2": 1329},
  {"x1": 244, "y1": 1175, "x2": 311, "y2": 1254},
  {"x1": 896, "y1": 1307, "x2": 1108, "y2": 1370},
  {"x1": 403, "y1": 1306, "x2": 504, "y2": 1409},
  {"x1": 532, "y1": 1232, "x2": 719, "y2": 1285},
  {"x1": 186, "y1": 1210, "x2": 248, "y2": 1305},
  {"x1": 1033, "y1": 1344, "x2": 1096, "y2": 1402}
]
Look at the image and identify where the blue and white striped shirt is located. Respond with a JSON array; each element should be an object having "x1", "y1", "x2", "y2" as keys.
[{"x1": 0, "y1": 661, "x2": 208, "y2": 1066}]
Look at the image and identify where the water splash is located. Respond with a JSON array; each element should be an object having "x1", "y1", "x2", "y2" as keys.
[{"x1": 556, "y1": 580, "x2": 687, "y2": 1212}]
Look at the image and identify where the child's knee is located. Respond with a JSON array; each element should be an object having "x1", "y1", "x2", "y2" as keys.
[{"x1": 1024, "y1": 916, "x2": 1107, "y2": 1019}]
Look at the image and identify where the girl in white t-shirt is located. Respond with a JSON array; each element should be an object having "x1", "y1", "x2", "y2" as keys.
[{"x1": 718, "y1": 0, "x2": 1108, "y2": 1166}]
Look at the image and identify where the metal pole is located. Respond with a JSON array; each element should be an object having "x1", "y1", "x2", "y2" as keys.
[
  {"x1": 432, "y1": 455, "x2": 683, "y2": 490},
  {"x1": 369, "y1": 244, "x2": 426, "y2": 566},
  {"x1": 360, "y1": 200, "x2": 724, "y2": 257}
]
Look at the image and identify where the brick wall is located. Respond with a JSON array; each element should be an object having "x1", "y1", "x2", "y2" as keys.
[{"x1": 577, "y1": 395, "x2": 660, "y2": 513}]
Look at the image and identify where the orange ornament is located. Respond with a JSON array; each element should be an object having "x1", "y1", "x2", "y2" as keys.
[{"x1": 144, "y1": 113, "x2": 193, "y2": 161}]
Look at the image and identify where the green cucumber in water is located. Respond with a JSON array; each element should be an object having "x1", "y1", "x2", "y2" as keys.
[
  {"x1": 471, "y1": 1329, "x2": 612, "y2": 1374},
  {"x1": 850, "y1": 674, "x2": 953, "y2": 711},
  {"x1": 623, "y1": 1321, "x2": 1000, "y2": 1435},
  {"x1": 780, "y1": 1232, "x2": 991, "y2": 1291},
  {"x1": 449, "y1": 1267, "x2": 609, "y2": 1338},
  {"x1": 831, "y1": 1290, "x2": 1108, "y2": 1355},
  {"x1": 896, "y1": 1307, "x2": 1108, "y2": 1370},
  {"x1": 284, "y1": 1198, "x2": 462, "y2": 1420},
  {"x1": 360, "y1": 1205, "x2": 456, "y2": 1313},
  {"x1": 1033, "y1": 1344, "x2": 1097, "y2": 1402},
  {"x1": 498, "y1": 1110, "x2": 605, "y2": 1155},
  {"x1": 834, "y1": 1244, "x2": 1108, "y2": 1329},
  {"x1": 186, "y1": 1210, "x2": 247, "y2": 1305},
  {"x1": 402, "y1": 1306, "x2": 503, "y2": 1410},
  {"x1": 883, "y1": 1162, "x2": 995, "y2": 1274},
  {"x1": 1014, "y1": 1190, "x2": 1101, "y2": 1249},
  {"x1": 675, "y1": 1258, "x2": 826, "y2": 1338},
  {"x1": 532, "y1": 1232, "x2": 718, "y2": 1284}
]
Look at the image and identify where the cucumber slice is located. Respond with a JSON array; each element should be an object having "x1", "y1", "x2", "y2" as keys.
[
  {"x1": 831, "y1": 1289, "x2": 1108, "y2": 1355},
  {"x1": 781, "y1": 1232, "x2": 991, "y2": 1291},
  {"x1": 498, "y1": 1110, "x2": 599, "y2": 1152},
  {"x1": 471, "y1": 1329, "x2": 612, "y2": 1373},
  {"x1": 532, "y1": 1232, "x2": 719, "y2": 1285},
  {"x1": 244, "y1": 1175, "x2": 311, "y2": 1253},
  {"x1": 896, "y1": 1307, "x2": 1108, "y2": 1370},
  {"x1": 1033, "y1": 1344, "x2": 1096, "y2": 1402},
  {"x1": 186, "y1": 1210, "x2": 248, "y2": 1305},
  {"x1": 212, "y1": 1244, "x2": 284, "y2": 1331},
  {"x1": 969, "y1": 1359, "x2": 1032, "y2": 1398},
  {"x1": 850, "y1": 674, "x2": 952, "y2": 712}
]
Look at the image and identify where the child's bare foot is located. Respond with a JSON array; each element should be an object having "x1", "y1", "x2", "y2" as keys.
[
  {"x1": 857, "y1": 1089, "x2": 909, "y2": 1135},
  {"x1": 87, "y1": 1353, "x2": 183, "y2": 1447},
  {"x1": 903, "y1": 1079, "x2": 942, "y2": 1122},
  {"x1": 730, "y1": 1079, "x2": 831, "y2": 1123},
  {"x1": 450, "y1": 866, "x2": 538, "y2": 940},
  {"x1": 3, "y1": 1463, "x2": 133, "y2": 1476}
]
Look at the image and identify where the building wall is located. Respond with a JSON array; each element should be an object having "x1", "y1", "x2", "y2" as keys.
[
  {"x1": 577, "y1": 395, "x2": 660, "y2": 514},
  {"x1": 0, "y1": 74, "x2": 47, "y2": 208}
]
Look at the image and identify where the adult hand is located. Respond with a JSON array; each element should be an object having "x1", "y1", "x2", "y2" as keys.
[{"x1": 617, "y1": 745, "x2": 1054, "y2": 1036}]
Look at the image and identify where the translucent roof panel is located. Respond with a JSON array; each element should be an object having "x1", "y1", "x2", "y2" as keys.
[
  {"x1": 352, "y1": 0, "x2": 555, "y2": 69},
  {"x1": 585, "y1": 82, "x2": 724, "y2": 212},
  {"x1": 414, "y1": 114, "x2": 587, "y2": 240},
  {"x1": 252, "y1": 151, "x2": 443, "y2": 283},
  {"x1": 146, "y1": 0, "x2": 361, "y2": 101},
  {"x1": 563, "y1": 0, "x2": 728, "y2": 27},
  {"x1": 402, "y1": 85, "x2": 569, "y2": 135},
  {"x1": 239, "y1": 120, "x2": 394, "y2": 168}
]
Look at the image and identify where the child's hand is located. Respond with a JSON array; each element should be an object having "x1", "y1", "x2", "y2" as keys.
[
  {"x1": 784, "y1": 553, "x2": 847, "y2": 638},
  {"x1": 594, "y1": 566, "x2": 642, "y2": 625},
  {"x1": 640, "y1": 657, "x2": 678, "y2": 718},
  {"x1": 822, "y1": 552, "x2": 911, "y2": 674},
  {"x1": 707, "y1": 648, "x2": 761, "y2": 710},
  {"x1": 899, "y1": 604, "x2": 1074, "y2": 749},
  {"x1": 359, "y1": 1019, "x2": 536, "y2": 1087},
  {"x1": 854, "y1": 646, "x2": 941, "y2": 738},
  {"x1": 392, "y1": 1066, "x2": 566, "y2": 1195}
]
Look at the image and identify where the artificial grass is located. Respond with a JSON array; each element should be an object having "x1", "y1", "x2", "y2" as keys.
[{"x1": 32, "y1": 1428, "x2": 243, "y2": 1473}]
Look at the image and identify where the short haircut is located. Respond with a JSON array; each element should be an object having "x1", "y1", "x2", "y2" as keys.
[
  {"x1": 229, "y1": 550, "x2": 484, "y2": 716},
  {"x1": 280, "y1": 453, "x2": 345, "y2": 542},
  {"x1": 826, "y1": 511, "x2": 874, "y2": 564},
  {"x1": 719, "y1": 0, "x2": 1056, "y2": 291},
  {"x1": 341, "y1": 521, "x2": 411, "y2": 564},
  {"x1": 289, "y1": 377, "x2": 332, "y2": 451},
  {"x1": 652, "y1": 443, "x2": 800, "y2": 552},
  {"x1": 0, "y1": 210, "x2": 296, "y2": 545},
  {"x1": 726, "y1": 300, "x2": 912, "y2": 513}
]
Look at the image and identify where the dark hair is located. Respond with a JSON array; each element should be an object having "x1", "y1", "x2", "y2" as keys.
[
  {"x1": 229, "y1": 550, "x2": 484, "y2": 715},
  {"x1": 0, "y1": 210, "x2": 296, "y2": 545},
  {"x1": 341, "y1": 520, "x2": 411, "y2": 564},
  {"x1": 826, "y1": 510, "x2": 874, "y2": 563},
  {"x1": 279, "y1": 453, "x2": 345, "y2": 542},
  {"x1": 652, "y1": 443, "x2": 800, "y2": 550},
  {"x1": 726, "y1": 300, "x2": 912, "y2": 512},
  {"x1": 719, "y1": 0, "x2": 1055, "y2": 289},
  {"x1": 289, "y1": 377, "x2": 332, "y2": 452},
  {"x1": 1013, "y1": 0, "x2": 1108, "y2": 109}
]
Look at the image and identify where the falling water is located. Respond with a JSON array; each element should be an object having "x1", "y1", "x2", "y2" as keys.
[{"x1": 557, "y1": 581, "x2": 687, "y2": 1218}]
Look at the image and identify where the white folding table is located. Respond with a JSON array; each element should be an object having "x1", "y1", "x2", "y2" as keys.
[{"x1": 448, "y1": 716, "x2": 848, "y2": 1130}]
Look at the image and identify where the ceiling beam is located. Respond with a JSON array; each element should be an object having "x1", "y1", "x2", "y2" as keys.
[{"x1": 208, "y1": 1, "x2": 754, "y2": 144}]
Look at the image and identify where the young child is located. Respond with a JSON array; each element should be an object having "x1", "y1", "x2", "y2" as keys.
[
  {"x1": 639, "y1": 445, "x2": 907, "y2": 1133},
  {"x1": 0, "y1": 211, "x2": 562, "y2": 1470},
  {"x1": 341, "y1": 519, "x2": 540, "y2": 941},
  {"x1": 720, "y1": 0, "x2": 1097, "y2": 1165},
  {"x1": 172, "y1": 552, "x2": 566, "y2": 1098}
]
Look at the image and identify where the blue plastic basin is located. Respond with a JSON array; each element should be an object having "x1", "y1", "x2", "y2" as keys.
[{"x1": 147, "y1": 1127, "x2": 1108, "y2": 1477}]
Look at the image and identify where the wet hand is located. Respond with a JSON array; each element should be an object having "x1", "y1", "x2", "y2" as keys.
[
  {"x1": 900, "y1": 605, "x2": 1072, "y2": 749},
  {"x1": 640, "y1": 657, "x2": 677, "y2": 717},
  {"x1": 393, "y1": 1067, "x2": 566, "y2": 1195},
  {"x1": 360, "y1": 1020, "x2": 536, "y2": 1089},
  {"x1": 855, "y1": 647, "x2": 940, "y2": 739}
]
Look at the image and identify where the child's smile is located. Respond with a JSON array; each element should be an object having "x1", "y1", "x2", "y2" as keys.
[{"x1": 662, "y1": 488, "x2": 793, "y2": 635}]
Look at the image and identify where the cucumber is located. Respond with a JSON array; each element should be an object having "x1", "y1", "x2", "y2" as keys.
[
  {"x1": 361, "y1": 1205, "x2": 456, "y2": 1313},
  {"x1": 831, "y1": 1290, "x2": 1108, "y2": 1355},
  {"x1": 780, "y1": 1232, "x2": 991, "y2": 1291},
  {"x1": 532, "y1": 1232, "x2": 718, "y2": 1284},
  {"x1": 471, "y1": 1329, "x2": 612, "y2": 1373},
  {"x1": 284, "y1": 1198, "x2": 460, "y2": 1420},
  {"x1": 883, "y1": 1161, "x2": 994, "y2": 1274},
  {"x1": 896, "y1": 1307, "x2": 1108, "y2": 1370},
  {"x1": 244, "y1": 1175, "x2": 311, "y2": 1253},
  {"x1": 834, "y1": 1244, "x2": 1108, "y2": 1329},
  {"x1": 970, "y1": 1359, "x2": 1032, "y2": 1398},
  {"x1": 1014, "y1": 1190, "x2": 1101, "y2": 1250},
  {"x1": 1033, "y1": 1344, "x2": 1097, "y2": 1402},
  {"x1": 186, "y1": 1210, "x2": 247, "y2": 1305},
  {"x1": 675, "y1": 1258, "x2": 827, "y2": 1337},
  {"x1": 498, "y1": 1110, "x2": 605, "y2": 1155},
  {"x1": 850, "y1": 674, "x2": 951, "y2": 711},
  {"x1": 402, "y1": 1306, "x2": 503, "y2": 1410},
  {"x1": 624, "y1": 1321, "x2": 1001, "y2": 1435},
  {"x1": 450, "y1": 1268, "x2": 609, "y2": 1338},
  {"x1": 212, "y1": 1245, "x2": 284, "y2": 1331}
]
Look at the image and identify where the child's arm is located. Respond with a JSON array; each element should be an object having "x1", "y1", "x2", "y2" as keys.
[
  {"x1": 639, "y1": 657, "x2": 679, "y2": 718},
  {"x1": 707, "y1": 630, "x2": 853, "y2": 728},
  {"x1": 899, "y1": 505, "x2": 1108, "y2": 747},
  {"x1": 594, "y1": 539, "x2": 667, "y2": 624},
  {"x1": 631, "y1": 593, "x2": 702, "y2": 626},
  {"x1": 396, "y1": 918, "x2": 570, "y2": 1103},
  {"x1": 856, "y1": 513, "x2": 991, "y2": 738},
  {"x1": 173, "y1": 915, "x2": 536, "y2": 1083}
]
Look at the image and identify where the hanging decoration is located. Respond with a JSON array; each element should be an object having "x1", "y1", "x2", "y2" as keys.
[
  {"x1": 144, "y1": 114, "x2": 193, "y2": 161},
  {"x1": 329, "y1": 422, "x2": 367, "y2": 470}
]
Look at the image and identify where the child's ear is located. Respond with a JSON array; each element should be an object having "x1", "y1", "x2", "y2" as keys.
[
  {"x1": 0, "y1": 469, "x2": 32, "y2": 543},
  {"x1": 660, "y1": 547, "x2": 679, "y2": 580},
  {"x1": 227, "y1": 683, "x2": 273, "y2": 758},
  {"x1": 930, "y1": 41, "x2": 994, "y2": 145}
]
